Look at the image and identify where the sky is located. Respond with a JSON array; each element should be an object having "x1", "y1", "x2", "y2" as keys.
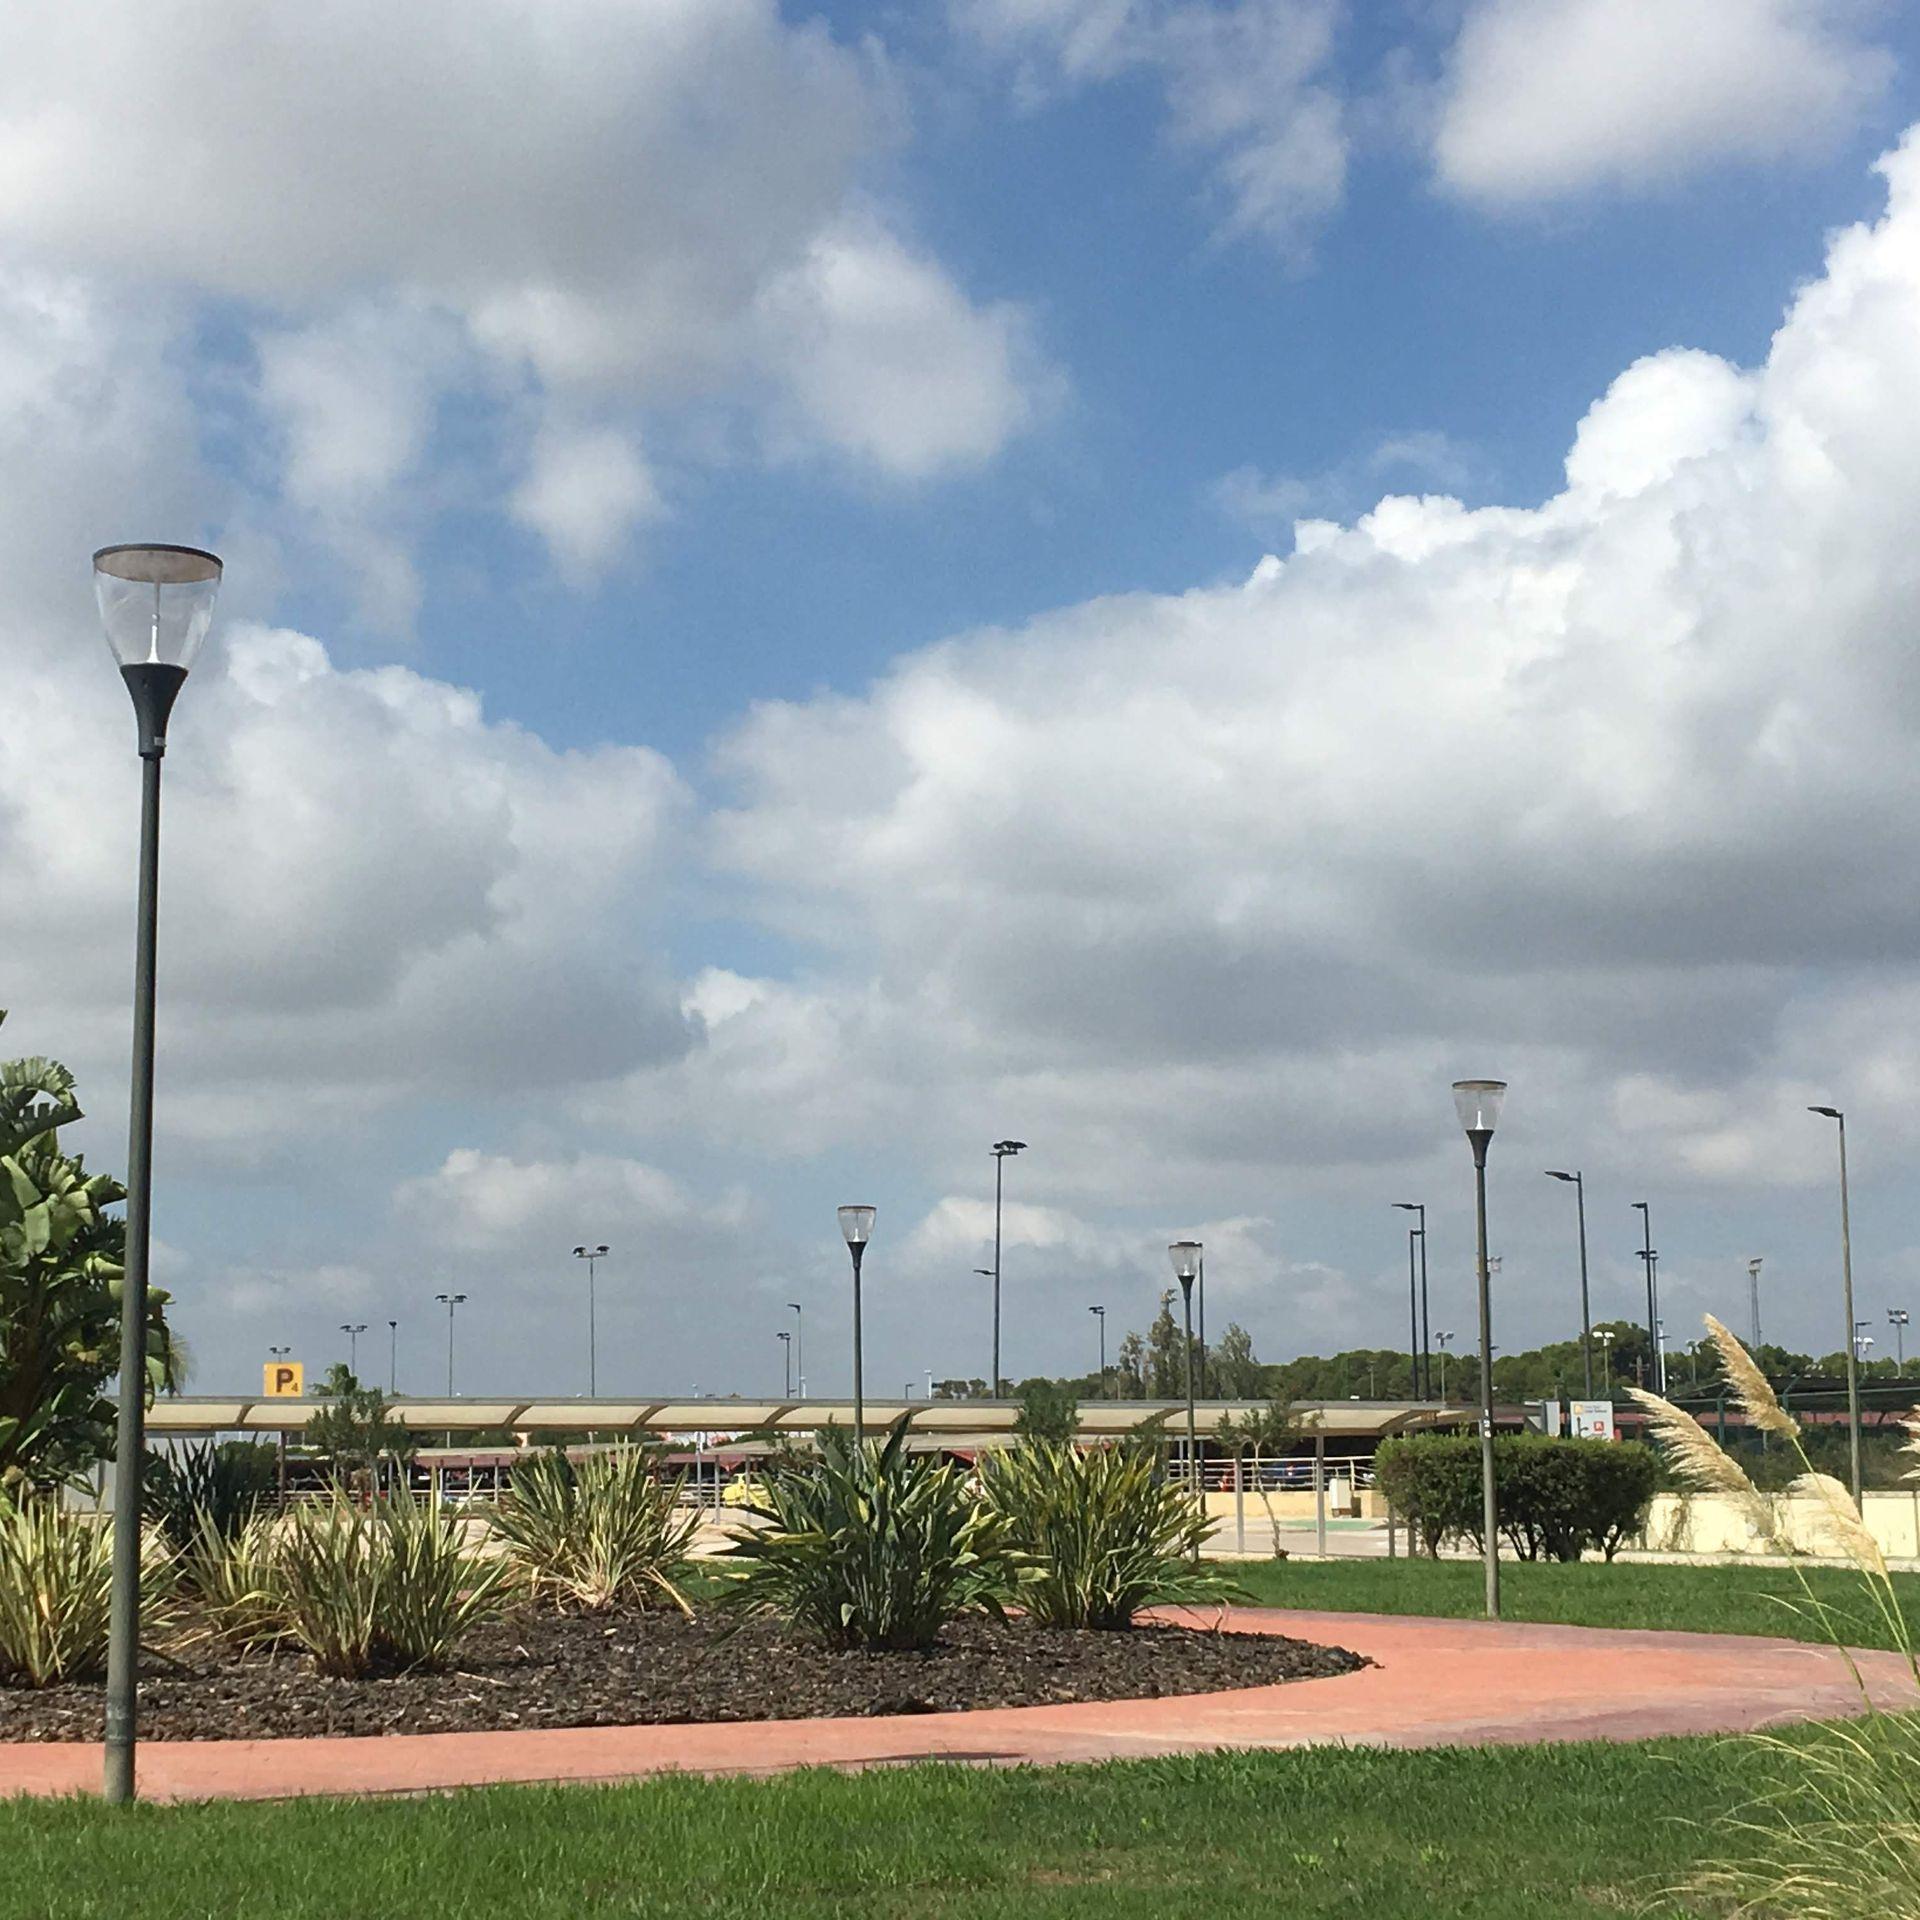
[{"x1": 5, "y1": 0, "x2": 1920, "y2": 1401}]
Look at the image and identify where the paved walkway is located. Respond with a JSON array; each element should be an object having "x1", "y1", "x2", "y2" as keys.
[{"x1": 5, "y1": 1608, "x2": 1914, "y2": 1804}]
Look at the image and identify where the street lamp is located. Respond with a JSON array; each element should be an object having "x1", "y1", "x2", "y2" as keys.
[
  {"x1": 1748, "y1": 1258, "x2": 1765, "y2": 1350},
  {"x1": 989, "y1": 1140, "x2": 1026, "y2": 1395},
  {"x1": 339, "y1": 1324, "x2": 367, "y2": 1375},
  {"x1": 1452, "y1": 1078, "x2": 1506, "y2": 1622},
  {"x1": 1597, "y1": 1327, "x2": 1616, "y2": 1390},
  {"x1": 93, "y1": 541, "x2": 223, "y2": 1808},
  {"x1": 1544, "y1": 1172, "x2": 1593, "y2": 1396},
  {"x1": 1168, "y1": 1242, "x2": 1203, "y2": 1495},
  {"x1": 839, "y1": 1205, "x2": 876, "y2": 1444},
  {"x1": 387, "y1": 1319, "x2": 398, "y2": 1394},
  {"x1": 1436, "y1": 1330, "x2": 1454, "y2": 1402},
  {"x1": 1809, "y1": 1105, "x2": 1864, "y2": 1509},
  {"x1": 1089, "y1": 1304, "x2": 1107, "y2": 1395},
  {"x1": 1392, "y1": 1204, "x2": 1429, "y2": 1397},
  {"x1": 777, "y1": 1329, "x2": 793, "y2": 1397},
  {"x1": 434, "y1": 1293, "x2": 467, "y2": 1395},
  {"x1": 1889, "y1": 1308, "x2": 1909, "y2": 1375},
  {"x1": 787, "y1": 1302, "x2": 805, "y2": 1397},
  {"x1": 571, "y1": 1244, "x2": 609, "y2": 1397},
  {"x1": 1631, "y1": 1203, "x2": 1664, "y2": 1394}
]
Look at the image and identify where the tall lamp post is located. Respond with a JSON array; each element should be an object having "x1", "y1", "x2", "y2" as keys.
[
  {"x1": 1435, "y1": 1330, "x2": 1453, "y2": 1401},
  {"x1": 1544, "y1": 1171, "x2": 1593, "y2": 1396},
  {"x1": 1889, "y1": 1308, "x2": 1909, "y2": 1376},
  {"x1": 778, "y1": 1329, "x2": 793, "y2": 1397},
  {"x1": 571, "y1": 1244, "x2": 609, "y2": 1397},
  {"x1": 339, "y1": 1324, "x2": 367, "y2": 1375},
  {"x1": 1748, "y1": 1258, "x2": 1765, "y2": 1350},
  {"x1": 788, "y1": 1302, "x2": 805, "y2": 1397},
  {"x1": 1631, "y1": 1202, "x2": 1664, "y2": 1392},
  {"x1": 1452, "y1": 1079, "x2": 1506, "y2": 1622},
  {"x1": 1392, "y1": 1204, "x2": 1427, "y2": 1396},
  {"x1": 387, "y1": 1319, "x2": 398, "y2": 1393},
  {"x1": 1089, "y1": 1304, "x2": 1107, "y2": 1394},
  {"x1": 1168, "y1": 1242, "x2": 1203, "y2": 1494},
  {"x1": 94, "y1": 541, "x2": 222, "y2": 1807},
  {"x1": 989, "y1": 1140, "x2": 1026, "y2": 1395},
  {"x1": 839, "y1": 1205, "x2": 876, "y2": 1444},
  {"x1": 434, "y1": 1292, "x2": 467, "y2": 1395},
  {"x1": 1809, "y1": 1106, "x2": 1864, "y2": 1510}
]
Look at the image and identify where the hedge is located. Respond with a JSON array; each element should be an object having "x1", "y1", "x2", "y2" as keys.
[{"x1": 1374, "y1": 1434, "x2": 1658, "y2": 1562}]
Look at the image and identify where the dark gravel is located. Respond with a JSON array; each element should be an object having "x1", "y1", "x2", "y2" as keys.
[{"x1": 0, "y1": 1610, "x2": 1365, "y2": 1743}]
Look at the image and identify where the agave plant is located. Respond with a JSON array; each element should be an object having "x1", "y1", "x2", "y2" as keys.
[
  {"x1": 272, "y1": 1492, "x2": 506, "y2": 1678},
  {"x1": 0, "y1": 1498, "x2": 178, "y2": 1686},
  {"x1": 979, "y1": 1438, "x2": 1233, "y2": 1629},
  {"x1": 718, "y1": 1417, "x2": 1022, "y2": 1651},
  {"x1": 492, "y1": 1447, "x2": 697, "y2": 1615},
  {"x1": 183, "y1": 1510, "x2": 287, "y2": 1650}
]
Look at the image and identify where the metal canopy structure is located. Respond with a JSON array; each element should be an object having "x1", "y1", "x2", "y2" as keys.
[{"x1": 147, "y1": 1395, "x2": 1469, "y2": 1441}]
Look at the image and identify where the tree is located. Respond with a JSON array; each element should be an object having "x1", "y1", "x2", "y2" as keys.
[
  {"x1": 1214, "y1": 1397, "x2": 1311, "y2": 1553},
  {"x1": 1112, "y1": 1331, "x2": 1148, "y2": 1400},
  {"x1": 1146, "y1": 1290, "x2": 1187, "y2": 1398},
  {"x1": 305, "y1": 1364, "x2": 413, "y2": 1494},
  {"x1": 0, "y1": 1016, "x2": 177, "y2": 1492},
  {"x1": 1013, "y1": 1377, "x2": 1078, "y2": 1445},
  {"x1": 1209, "y1": 1323, "x2": 1265, "y2": 1398}
]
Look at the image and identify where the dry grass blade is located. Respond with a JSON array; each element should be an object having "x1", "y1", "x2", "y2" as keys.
[
  {"x1": 1704, "y1": 1311, "x2": 1800, "y2": 1441},
  {"x1": 1790, "y1": 1471, "x2": 1888, "y2": 1579},
  {"x1": 1624, "y1": 1388, "x2": 1757, "y2": 1499}
]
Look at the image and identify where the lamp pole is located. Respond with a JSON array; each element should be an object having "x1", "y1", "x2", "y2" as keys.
[
  {"x1": 1436, "y1": 1330, "x2": 1453, "y2": 1402},
  {"x1": 838, "y1": 1206, "x2": 876, "y2": 1444},
  {"x1": 1545, "y1": 1171, "x2": 1593, "y2": 1396},
  {"x1": 1453, "y1": 1079, "x2": 1507, "y2": 1621},
  {"x1": 1809, "y1": 1106, "x2": 1864, "y2": 1509},
  {"x1": 340, "y1": 1324, "x2": 367, "y2": 1375},
  {"x1": 1089, "y1": 1304, "x2": 1107, "y2": 1395},
  {"x1": 1391, "y1": 1204, "x2": 1426, "y2": 1396},
  {"x1": 1632, "y1": 1202, "x2": 1663, "y2": 1393},
  {"x1": 1169, "y1": 1242, "x2": 1203, "y2": 1496},
  {"x1": 387, "y1": 1320, "x2": 398, "y2": 1394},
  {"x1": 1197, "y1": 1252, "x2": 1207, "y2": 1400},
  {"x1": 1598, "y1": 1328, "x2": 1615, "y2": 1389},
  {"x1": 571, "y1": 1244, "x2": 609, "y2": 1397},
  {"x1": 93, "y1": 541, "x2": 222, "y2": 1807},
  {"x1": 1890, "y1": 1308, "x2": 1909, "y2": 1375},
  {"x1": 1748, "y1": 1258, "x2": 1765, "y2": 1350},
  {"x1": 788, "y1": 1303, "x2": 805, "y2": 1397},
  {"x1": 434, "y1": 1292, "x2": 467, "y2": 1396},
  {"x1": 990, "y1": 1140, "x2": 1026, "y2": 1395},
  {"x1": 778, "y1": 1329, "x2": 793, "y2": 1397}
]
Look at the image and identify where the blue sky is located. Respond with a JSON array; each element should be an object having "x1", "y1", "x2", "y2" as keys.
[{"x1": 8, "y1": 1, "x2": 1920, "y2": 1400}]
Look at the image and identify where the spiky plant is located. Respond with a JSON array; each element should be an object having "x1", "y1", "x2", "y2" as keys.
[
  {"x1": 717, "y1": 1417, "x2": 1023, "y2": 1651},
  {"x1": 271, "y1": 1492, "x2": 506, "y2": 1678},
  {"x1": 0, "y1": 1500, "x2": 177, "y2": 1686},
  {"x1": 183, "y1": 1511, "x2": 287, "y2": 1650},
  {"x1": 492, "y1": 1447, "x2": 697, "y2": 1616},
  {"x1": 1636, "y1": 1315, "x2": 1920, "y2": 1914},
  {"x1": 979, "y1": 1439, "x2": 1234, "y2": 1628}
]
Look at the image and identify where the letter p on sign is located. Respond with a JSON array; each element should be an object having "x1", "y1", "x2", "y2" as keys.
[{"x1": 264, "y1": 1361, "x2": 304, "y2": 1397}]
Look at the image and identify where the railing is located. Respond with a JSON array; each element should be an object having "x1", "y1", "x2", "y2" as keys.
[{"x1": 1194, "y1": 1456, "x2": 1377, "y2": 1492}]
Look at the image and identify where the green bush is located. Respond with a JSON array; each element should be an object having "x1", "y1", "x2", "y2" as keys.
[
  {"x1": 271, "y1": 1493, "x2": 506, "y2": 1677},
  {"x1": 1375, "y1": 1435, "x2": 1656, "y2": 1562},
  {"x1": 0, "y1": 1500, "x2": 177, "y2": 1686},
  {"x1": 183, "y1": 1511, "x2": 285, "y2": 1650},
  {"x1": 979, "y1": 1440, "x2": 1233, "y2": 1628},
  {"x1": 718, "y1": 1418, "x2": 1021, "y2": 1650},
  {"x1": 492, "y1": 1447, "x2": 697, "y2": 1615},
  {"x1": 144, "y1": 1440, "x2": 274, "y2": 1551}
]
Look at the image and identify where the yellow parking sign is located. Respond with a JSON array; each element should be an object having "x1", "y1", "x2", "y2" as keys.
[{"x1": 263, "y1": 1360, "x2": 304, "y2": 1397}]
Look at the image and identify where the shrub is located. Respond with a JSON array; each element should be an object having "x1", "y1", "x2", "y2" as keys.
[
  {"x1": 272, "y1": 1493, "x2": 506, "y2": 1677},
  {"x1": 718, "y1": 1418, "x2": 1021, "y2": 1650},
  {"x1": 183, "y1": 1512, "x2": 287, "y2": 1650},
  {"x1": 145, "y1": 1440, "x2": 274, "y2": 1551},
  {"x1": 979, "y1": 1440, "x2": 1233, "y2": 1628},
  {"x1": 492, "y1": 1448, "x2": 697, "y2": 1615},
  {"x1": 0, "y1": 1500, "x2": 176, "y2": 1686},
  {"x1": 1012, "y1": 1380, "x2": 1079, "y2": 1446},
  {"x1": 1375, "y1": 1434, "x2": 1656, "y2": 1561}
]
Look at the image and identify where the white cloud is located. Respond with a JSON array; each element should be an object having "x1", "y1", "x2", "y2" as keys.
[
  {"x1": 701, "y1": 126, "x2": 1920, "y2": 1245},
  {"x1": 955, "y1": 0, "x2": 1349, "y2": 259},
  {"x1": 1214, "y1": 428, "x2": 1478, "y2": 531},
  {"x1": 1434, "y1": 0, "x2": 1894, "y2": 205},
  {"x1": 0, "y1": 1, "x2": 1043, "y2": 596}
]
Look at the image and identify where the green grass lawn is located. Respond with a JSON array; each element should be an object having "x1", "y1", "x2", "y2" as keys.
[
  {"x1": 1226, "y1": 1553, "x2": 1920, "y2": 1648},
  {"x1": 0, "y1": 1734, "x2": 1806, "y2": 1919}
]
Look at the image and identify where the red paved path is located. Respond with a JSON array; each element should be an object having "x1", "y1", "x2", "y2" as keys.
[{"x1": 5, "y1": 1607, "x2": 1913, "y2": 1804}]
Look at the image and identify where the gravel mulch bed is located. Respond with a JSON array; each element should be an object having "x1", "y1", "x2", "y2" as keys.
[{"x1": 0, "y1": 1610, "x2": 1366, "y2": 1743}]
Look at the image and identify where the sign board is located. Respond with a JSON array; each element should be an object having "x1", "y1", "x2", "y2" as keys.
[
  {"x1": 263, "y1": 1361, "x2": 305, "y2": 1398},
  {"x1": 1570, "y1": 1399, "x2": 1616, "y2": 1441}
]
